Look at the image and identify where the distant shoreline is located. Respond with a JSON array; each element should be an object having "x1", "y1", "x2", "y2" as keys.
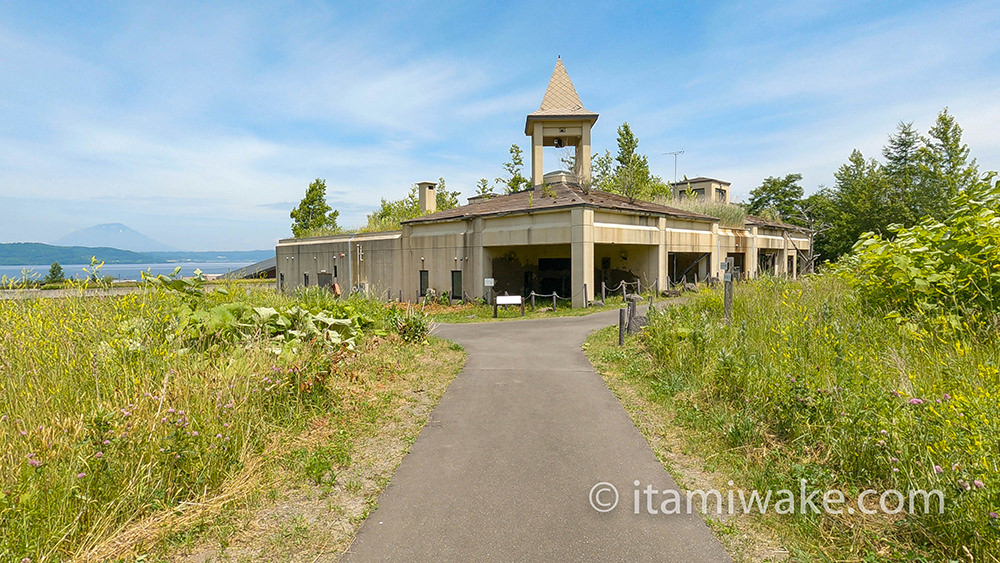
[{"x1": 0, "y1": 261, "x2": 260, "y2": 281}]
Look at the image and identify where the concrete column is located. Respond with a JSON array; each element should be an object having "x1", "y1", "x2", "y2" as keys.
[
  {"x1": 781, "y1": 233, "x2": 790, "y2": 276},
  {"x1": 748, "y1": 226, "x2": 759, "y2": 278},
  {"x1": 468, "y1": 218, "x2": 485, "y2": 300},
  {"x1": 400, "y1": 225, "x2": 413, "y2": 302},
  {"x1": 656, "y1": 217, "x2": 668, "y2": 291},
  {"x1": 579, "y1": 123, "x2": 592, "y2": 186},
  {"x1": 570, "y1": 208, "x2": 595, "y2": 307},
  {"x1": 709, "y1": 222, "x2": 721, "y2": 282},
  {"x1": 532, "y1": 122, "x2": 544, "y2": 187}
]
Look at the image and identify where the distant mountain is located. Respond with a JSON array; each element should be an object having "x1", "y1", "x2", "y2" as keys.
[
  {"x1": 55, "y1": 223, "x2": 173, "y2": 252},
  {"x1": 0, "y1": 243, "x2": 150, "y2": 266},
  {"x1": 0, "y1": 244, "x2": 274, "y2": 266}
]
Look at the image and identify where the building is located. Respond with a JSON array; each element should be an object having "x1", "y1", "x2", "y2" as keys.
[
  {"x1": 670, "y1": 177, "x2": 732, "y2": 204},
  {"x1": 276, "y1": 58, "x2": 810, "y2": 307}
]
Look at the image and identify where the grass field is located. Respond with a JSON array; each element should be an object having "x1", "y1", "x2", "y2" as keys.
[
  {"x1": 0, "y1": 282, "x2": 462, "y2": 562},
  {"x1": 586, "y1": 276, "x2": 999, "y2": 562}
]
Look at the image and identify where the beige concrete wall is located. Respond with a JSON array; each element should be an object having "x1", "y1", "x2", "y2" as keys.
[
  {"x1": 481, "y1": 210, "x2": 573, "y2": 246},
  {"x1": 275, "y1": 232, "x2": 402, "y2": 297},
  {"x1": 402, "y1": 221, "x2": 469, "y2": 302},
  {"x1": 593, "y1": 210, "x2": 661, "y2": 245},
  {"x1": 275, "y1": 209, "x2": 812, "y2": 304},
  {"x1": 664, "y1": 218, "x2": 715, "y2": 254}
]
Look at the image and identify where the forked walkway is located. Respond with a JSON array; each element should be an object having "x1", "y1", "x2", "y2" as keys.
[{"x1": 344, "y1": 309, "x2": 732, "y2": 562}]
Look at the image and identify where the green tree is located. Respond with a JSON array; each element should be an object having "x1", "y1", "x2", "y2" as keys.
[
  {"x1": 495, "y1": 145, "x2": 530, "y2": 194},
  {"x1": 604, "y1": 123, "x2": 667, "y2": 201},
  {"x1": 882, "y1": 121, "x2": 922, "y2": 225},
  {"x1": 363, "y1": 178, "x2": 462, "y2": 232},
  {"x1": 290, "y1": 178, "x2": 341, "y2": 237},
  {"x1": 591, "y1": 149, "x2": 615, "y2": 192},
  {"x1": 434, "y1": 177, "x2": 460, "y2": 209},
  {"x1": 614, "y1": 153, "x2": 653, "y2": 203},
  {"x1": 812, "y1": 108, "x2": 984, "y2": 263},
  {"x1": 916, "y1": 108, "x2": 981, "y2": 220},
  {"x1": 747, "y1": 174, "x2": 805, "y2": 220},
  {"x1": 43, "y1": 262, "x2": 65, "y2": 285},
  {"x1": 474, "y1": 178, "x2": 495, "y2": 198}
]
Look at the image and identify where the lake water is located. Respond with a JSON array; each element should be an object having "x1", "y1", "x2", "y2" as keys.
[{"x1": 0, "y1": 262, "x2": 255, "y2": 282}]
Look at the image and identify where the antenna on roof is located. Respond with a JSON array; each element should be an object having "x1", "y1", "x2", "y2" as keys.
[{"x1": 662, "y1": 150, "x2": 685, "y2": 183}]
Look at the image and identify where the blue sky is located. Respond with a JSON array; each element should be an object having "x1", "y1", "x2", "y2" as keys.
[{"x1": 2, "y1": 1, "x2": 999, "y2": 251}]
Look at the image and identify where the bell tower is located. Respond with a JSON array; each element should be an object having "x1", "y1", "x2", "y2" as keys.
[{"x1": 525, "y1": 57, "x2": 599, "y2": 188}]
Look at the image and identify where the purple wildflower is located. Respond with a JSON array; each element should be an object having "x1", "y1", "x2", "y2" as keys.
[
  {"x1": 95, "y1": 452, "x2": 103, "y2": 459},
  {"x1": 943, "y1": 393, "x2": 951, "y2": 400},
  {"x1": 934, "y1": 465, "x2": 943, "y2": 474},
  {"x1": 974, "y1": 480, "x2": 985, "y2": 489},
  {"x1": 28, "y1": 459, "x2": 41, "y2": 467},
  {"x1": 76, "y1": 473, "x2": 86, "y2": 479},
  {"x1": 990, "y1": 512, "x2": 999, "y2": 519},
  {"x1": 908, "y1": 398, "x2": 924, "y2": 405}
]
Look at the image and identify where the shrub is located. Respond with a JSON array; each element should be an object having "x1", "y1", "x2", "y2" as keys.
[{"x1": 838, "y1": 173, "x2": 1000, "y2": 331}]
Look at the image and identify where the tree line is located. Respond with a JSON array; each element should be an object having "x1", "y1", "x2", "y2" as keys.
[
  {"x1": 290, "y1": 108, "x2": 986, "y2": 267},
  {"x1": 747, "y1": 108, "x2": 984, "y2": 262}
]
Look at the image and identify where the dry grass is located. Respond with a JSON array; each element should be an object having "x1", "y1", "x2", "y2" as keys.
[{"x1": 156, "y1": 335, "x2": 464, "y2": 562}]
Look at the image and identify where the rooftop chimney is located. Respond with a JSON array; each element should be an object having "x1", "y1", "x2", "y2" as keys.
[{"x1": 417, "y1": 181, "x2": 437, "y2": 214}]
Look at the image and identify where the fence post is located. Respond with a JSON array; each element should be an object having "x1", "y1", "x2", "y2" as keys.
[
  {"x1": 583, "y1": 283, "x2": 588, "y2": 308},
  {"x1": 552, "y1": 294, "x2": 557, "y2": 311},
  {"x1": 531, "y1": 293, "x2": 536, "y2": 310},
  {"x1": 602, "y1": 281, "x2": 606, "y2": 303},
  {"x1": 622, "y1": 283, "x2": 627, "y2": 303},
  {"x1": 637, "y1": 278, "x2": 641, "y2": 295},
  {"x1": 619, "y1": 308, "x2": 626, "y2": 346}
]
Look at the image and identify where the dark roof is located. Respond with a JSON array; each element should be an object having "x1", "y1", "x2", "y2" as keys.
[
  {"x1": 524, "y1": 58, "x2": 598, "y2": 134},
  {"x1": 669, "y1": 177, "x2": 731, "y2": 185},
  {"x1": 224, "y1": 257, "x2": 276, "y2": 279},
  {"x1": 745, "y1": 215, "x2": 811, "y2": 233},
  {"x1": 402, "y1": 183, "x2": 717, "y2": 225}
]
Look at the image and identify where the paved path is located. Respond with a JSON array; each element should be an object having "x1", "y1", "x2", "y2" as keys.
[{"x1": 344, "y1": 309, "x2": 732, "y2": 562}]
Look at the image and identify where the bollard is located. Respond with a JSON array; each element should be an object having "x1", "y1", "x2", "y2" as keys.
[
  {"x1": 618, "y1": 308, "x2": 626, "y2": 346},
  {"x1": 552, "y1": 294, "x2": 557, "y2": 311},
  {"x1": 583, "y1": 283, "x2": 588, "y2": 308}
]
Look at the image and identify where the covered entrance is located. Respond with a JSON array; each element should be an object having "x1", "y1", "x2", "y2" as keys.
[{"x1": 488, "y1": 244, "x2": 572, "y2": 298}]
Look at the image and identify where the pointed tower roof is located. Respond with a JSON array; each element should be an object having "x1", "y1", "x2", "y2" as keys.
[{"x1": 525, "y1": 57, "x2": 598, "y2": 134}]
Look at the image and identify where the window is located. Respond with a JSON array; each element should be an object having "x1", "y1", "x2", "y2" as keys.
[
  {"x1": 419, "y1": 270, "x2": 429, "y2": 296},
  {"x1": 279, "y1": 273, "x2": 284, "y2": 291},
  {"x1": 716, "y1": 188, "x2": 727, "y2": 202},
  {"x1": 303, "y1": 273, "x2": 309, "y2": 287},
  {"x1": 333, "y1": 264, "x2": 338, "y2": 278}
]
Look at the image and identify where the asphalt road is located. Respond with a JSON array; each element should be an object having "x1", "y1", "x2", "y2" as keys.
[{"x1": 343, "y1": 308, "x2": 733, "y2": 562}]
